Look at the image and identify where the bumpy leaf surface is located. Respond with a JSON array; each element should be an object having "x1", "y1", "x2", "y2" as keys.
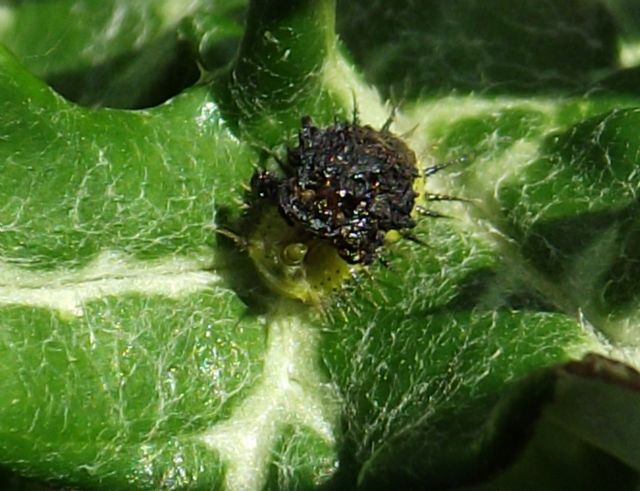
[{"x1": 1, "y1": 1, "x2": 640, "y2": 490}]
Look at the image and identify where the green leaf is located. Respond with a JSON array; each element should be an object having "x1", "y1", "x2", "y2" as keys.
[
  {"x1": 461, "y1": 355, "x2": 640, "y2": 491},
  {"x1": 0, "y1": 0, "x2": 245, "y2": 108},
  {"x1": 0, "y1": 41, "x2": 266, "y2": 488},
  {"x1": 2, "y1": 1, "x2": 640, "y2": 490},
  {"x1": 337, "y1": 0, "x2": 618, "y2": 96}
]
